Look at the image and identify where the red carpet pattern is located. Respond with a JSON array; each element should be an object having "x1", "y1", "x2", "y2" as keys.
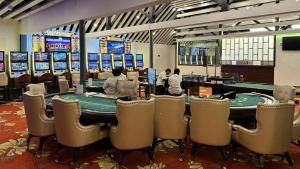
[{"x1": 1, "y1": 102, "x2": 300, "y2": 169}]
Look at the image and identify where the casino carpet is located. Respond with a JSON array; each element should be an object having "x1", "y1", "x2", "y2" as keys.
[{"x1": 1, "y1": 102, "x2": 300, "y2": 169}]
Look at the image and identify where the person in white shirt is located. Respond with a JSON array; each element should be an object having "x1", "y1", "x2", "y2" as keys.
[
  {"x1": 118, "y1": 67, "x2": 128, "y2": 80},
  {"x1": 103, "y1": 69, "x2": 121, "y2": 95},
  {"x1": 168, "y1": 68, "x2": 182, "y2": 96},
  {"x1": 156, "y1": 69, "x2": 171, "y2": 95}
]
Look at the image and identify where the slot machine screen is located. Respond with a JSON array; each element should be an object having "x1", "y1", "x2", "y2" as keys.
[
  {"x1": 136, "y1": 61, "x2": 144, "y2": 67},
  {"x1": 34, "y1": 53, "x2": 50, "y2": 61},
  {"x1": 125, "y1": 61, "x2": 133, "y2": 67},
  {"x1": 35, "y1": 62, "x2": 50, "y2": 71},
  {"x1": 0, "y1": 51, "x2": 4, "y2": 62},
  {"x1": 179, "y1": 47, "x2": 185, "y2": 56},
  {"x1": 10, "y1": 52, "x2": 28, "y2": 61},
  {"x1": 71, "y1": 53, "x2": 80, "y2": 61},
  {"x1": 101, "y1": 54, "x2": 111, "y2": 60},
  {"x1": 107, "y1": 41, "x2": 125, "y2": 54},
  {"x1": 88, "y1": 62, "x2": 99, "y2": 69},
  {"x1": 0, "y1": 63, "x2": 4, "y2": 72},
  {"x1": 186, "y1": 56, "x2": 191, "y2": 64},
  {"x1": 54, "y1": 62, "x2": 67, "y2": 70},
  {"x1": 114, "y1": 54, "x2": 123, "y2": 61},
  {"x1": 11, "y1": 63, "x2": 28, "y2": 71},
  {"x1": 192, "y1": 55, "x2": 197, "y2": 64},
  {"x1": 136, "y1": 54, "x2": 143, "y2": 61},
  {"x1": 102, "y1": 61, "x2": 112, "y2": 68},
  {"x1": 114, "y1": 61, "x2": 123, "y2": 68},
  {"x1": 72, "y1": 61, "x2": 80, "y2": 69},
  {"x1": 53, "y1": 52, "x2": 67, "y2": 61},
  {"x1": 148, "y1": 68, "x2": 156, "y2": 85},
  {"x1": 180, "y1": 55, "x2": 185, "y2": 64},
  {"x1": 190, "y1": 47, "x2": 198, "y2": 56},
  {"x1": 125, "y1": 54, "x2": 133, "y2": 60},
  {"x1": 88, "y1": 53, "x2": 99, "y2": 61}
]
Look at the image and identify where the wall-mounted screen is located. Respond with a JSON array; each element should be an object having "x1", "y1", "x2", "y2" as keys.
[
  {"x1": 179, "y1": 47, "x2": 185, "y2": 56},
  {"x1": 114, "y1": 61, "x2": 123, "y2": 68},
  {"x1": 71, "y1": 53, "x2": 80, "y2": 61},
  {"x1": 125, "y1": 54, "x2": 133, "y2": 60},
  {"x1": 136, "y1": 60, "x2": 144, "y2": 67},
  {"x1": 11, "y1": 63, "x2": 28, "y2": 71},
  {"x1": 34, "y1": 52, "x2": 50, "y2": 61},
  {"x1": 282, "y1": 36, "x2": 300, "y2": 50},
  {"x1": 190, "y1": 47, "x2": 198, "y2": 56},
  {"x1": 35, "y1": 62, "x2": 50, "y2": 71},
  {"x1": 136, "y1": 54, "x2": 143, "y2": 60},
  {"x1": 53, "y1": 52, "x2": 67, "y2": 61},
  {"x1": 107, "y1": 41, "x2": 125, "y2": 54},
  {"x1": 0, "y1": 63, "x2": 4, "y2": 71},
  {"x1": 54, "y1": 62, "x2": 67, "y2": 70},
  {"x1": 191, "y1": 55, "x2": 197, "y2": 64},
  {"x1": 88, "y1": 53, "x2": 99, "y2": 61},
  {"x1": 0, "y1": 51, "x2": 4, "y2": 62},
  {"x1": 72, "y1": 61, "x2": 80, "y2": 69},
  {"x1": 88, "y1": 62, "x2": 99, "y2": 69},
  {"x1": 45, "y1": 36, "x2": 71, "y2": 52},
  {"x1": 102, "y1": 61, "x2": 112, "y2": 68},
  {"x1": 101, "y1": 54, "x2": 111, "y2": 60},
  {"x1": 10, "y1": 52, "x2": 28, "y2": 61},
  {"x1": 148, "y1": 68, "x2": 156, "y2": 85}
]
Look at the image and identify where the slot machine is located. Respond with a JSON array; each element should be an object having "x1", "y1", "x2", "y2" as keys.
[
  {"x1": 32, "y1": 52, "x2": 51, "y2": 76},
  {"x1": 0, "y1": 51, "x2": 5, "y2": 73},
  {"x1": 70, "y1": 52, "x2": 80, "y2": 73},
  {"x1": 101, "y1": 53, "x2": 112, "y2": 71},
  {"x1": 190, "y1": 47, "x2": 198, "y2": 65},
  {"x1": 179, "y1": 47, "x2": 185, "y2": 65},
  {"x1": 9, "y1": 52, "x2": 30, "y2": 78},
  {"x1": 124, "y1": 54, "x2": 134, "y2": 70},
  {"x1": 52, "y1": 52, "x2": 69, "y2": 75},
  {"x1": 113, "y1": 54, "x2": 124, "y2": 69},
  {"x1": 87, "y1": 53, "x2": 100, "y2": 73},
  {"x1": 135, "y1": 54, "x2": 144, "y2": 69}
]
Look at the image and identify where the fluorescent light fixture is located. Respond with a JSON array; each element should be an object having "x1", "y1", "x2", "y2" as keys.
[
  {"x1": 250, "y1": 27, "x2": 275, "y2": 32},
  {"x1": 292, "y1": 24, "x2": 300, "y2": 29}
]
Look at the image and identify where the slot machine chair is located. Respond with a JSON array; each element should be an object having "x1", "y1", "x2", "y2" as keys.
[
  {"x1": 0, "y1": 73, "x2": 9, "y2": 102},
  {"x1": 38, "y1": 73, "x2": 54, "y2": 94},
  {"x1": 14, "y1": 74, "x2": 31, "y2": 100}
]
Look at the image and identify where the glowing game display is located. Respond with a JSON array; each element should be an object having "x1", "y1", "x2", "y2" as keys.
[
  {"x1": 53, "y1": 52, "x2": 67, "y2": 61},
  {"x1": 10, "y1": 52, "x2": 28, "y2": 61},
  {"x1": 114, "y1": 61, "x2": 123, "y2": 68},
  {"x1": 88, "y1": 53, "x2": 99, "y2": 61},
  {"x1": 54, "y1": 62, "x2": 67, "y2": 70},
  {"x1": 72, "y1": 62, "x2": 80, "y2": 70},
  {"x1": 35, "y1": 62, "x2": 50, "y2": 71},
  {"x1": 34, "y1": 53, "x2": 50, "y2": 61},
  {"x1": 88, "y1": 62, "x2": 99, "y2": 69},
  {"x1": 71, "y1": 53, "x2": 80, "y2": 61},
  {"x1": 0, "y1": 63, "x2": 3, "y2": 72},
  {"x1": 11, "y1": 63, "x2": 28, "y2": 71},
  {"x1": 45, "y1": 36, "x2": 71, "y2": 52},
  {"x1": 101, "y1": 54, "x2": 111, "y2": 60},
  {"x1": 0, "y1": 51, "x2": 4, "y2": 62},
  {"x1": 107, "y1": 41, "x2": 125, "y2": 54}
]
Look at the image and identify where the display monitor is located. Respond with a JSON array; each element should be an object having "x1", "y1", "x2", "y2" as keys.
[
  {"x1": 192, "y1": 55, "x2": 197, "y2": 64},
  {"x1": 114, "y1": 61, "x2": 123, "y2": 68},
  {"x1": 34, "y1": 52, "x2": 50, "y2": 61},
  {"x1": 71, "y1": 53, "x2": 80, "y2": 61},
  {"x1": 0, "y1": 63, "x2": 4, "y2": 72},
  {"x1": 88, "y1": 62, "x2": 99, "y2": 69},
  {"x1": 282, "y1": 36, "x2": 300, "y2": 50},
  {"x1": 190, "y1": 47, "x2": 198, "y2": 56},
  {"x1": 114, "y1": 54, "x2": 123, "y2": 61},
  {"x1": 72, "y1": 61, "x2": 80, "y2": 69},
  {"x1": 136, "y1": 60, "x2": 144, "y2": 67},
  {"x1": 102, "y1": 61, "x2": 112, "y2": 68},
  {"x1": 45, "y1": 36, "x2": 71, "y2": 52},
  {"x1": 179, "y1": 47, "x2": 185, "y2": 56},
  {"x1": 10, "y1": 52, "x2": 28, "y2": 61},
  {"x1": 35, "y1": 62, "x2": 50, "y2": 71},
  {"x1": 11, "y1": 63, "x2": 28, "y2": 71},
  {"x1": 199, "y1": 48, "x2": 206, "y2": 56},
  {"x1": 125, "y1": 54, "x2": 133, "y2": 60},
  {"x1": 107, "y1": 41, "x2": 125, "y2": 54},
  {"x1": 54, "y1": 62, "x2": 67, "y2": 70},
  {"x1": 186, "y1": 56, "x2": 191, "y2": 64},
  {"x1": 101, "y1": 54, "x2": 111, "y2": 60},
  {"x1": 148, "y1": 68, "x2": 156, "y2": 85},
  {"x1": 88, "y1": 53, "x2": 99, "y2": 61},
  {"x1": 53, "y1": 52, "x2": 67, "y2": 61},
  {"x1": 136, "y1": 54, "x2": 143, "y2": 61},
  {"x1": 125, "y1": 61, "x2": 133, "y2": 67},
  {"x1": 0, "y1": 51, "x2": 4, "y2": 62}
]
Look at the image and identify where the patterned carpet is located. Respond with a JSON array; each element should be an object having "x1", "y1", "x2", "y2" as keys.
[{"x1": 1, "y1": 102, "x2": 300, "y2": 169}]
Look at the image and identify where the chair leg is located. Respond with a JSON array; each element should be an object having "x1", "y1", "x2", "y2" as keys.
[
  {"x1": 26, "y1": 134, "x2": 33, "y2": 150},
  {"x1": 147, "y1": 147, "x2": 154, "y2": 162},
  {"x1": 38, "y1": 137, "x2": 47, "y2": 153},
  {"x1": 54, "y1": 144, "x2": 63, "y2": 163},
  {"x1": 232, "y1": 140, "x2": 238, "y2": 160},
  {"x1": 258, "y1": 154, "x2": 265, "y2": 169},
  {"x1": 297, "y1": 140, "x2": 300, "y2": 147},
  {"x1": 118, "y1": 151, "x2": 125, "y2": 165},
  {"x1": 284, "y1": 152, "x2": 293, "y2": 167},
  {"x1": 220, "y1": 146, "x2": 228, "y2": 161},
  {"x1": 178, "y1": 139, "x2": 184, "y2": 161},
  {"x1": 151, "y1": 137, "x2": 158, "y2": 151},
  {"x1": 72, "y1": 147, "x2": 80, "y2": 163},
  {"x1": 191, "y1": 142, "x2": 197, "y2": 157}
]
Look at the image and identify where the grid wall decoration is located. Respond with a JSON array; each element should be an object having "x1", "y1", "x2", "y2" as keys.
[{"x1": 221, "y1": 36, "x2": 274, "y2": 66}]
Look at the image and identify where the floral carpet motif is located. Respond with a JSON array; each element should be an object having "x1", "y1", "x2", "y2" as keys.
[{"x1": 1, "y1": 102, "x2": 300, "y2": 169}]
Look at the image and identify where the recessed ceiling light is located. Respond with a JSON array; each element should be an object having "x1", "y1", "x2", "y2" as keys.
[{"x1": 136, "y1": 15, "x2": 140, "y2": 19}]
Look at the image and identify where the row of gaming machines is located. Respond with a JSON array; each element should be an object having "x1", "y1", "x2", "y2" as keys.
[{"x1": 0, "y1": 51, "x2": 144, "y2": 78}]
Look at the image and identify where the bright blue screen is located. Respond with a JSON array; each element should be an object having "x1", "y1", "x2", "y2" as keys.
[{"x1": 107, "y1": 41, "x2": 125, "y2": 54}]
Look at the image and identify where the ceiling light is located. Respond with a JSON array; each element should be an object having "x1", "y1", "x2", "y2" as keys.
[
  {"x1": 250, "y1": 27, "x2": 275, "y2": 32},
  {"x1": 136, "y1": 15, "x2": 140, "y2": 19},
  {"x1": 292, "y1": 24, "x2": 300, "y2": 29}
]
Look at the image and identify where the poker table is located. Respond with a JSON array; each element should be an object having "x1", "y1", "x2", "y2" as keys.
[
  {"x1": 85, "y1": 79, "x2": 105, "y2": 93},
  {"x1": 222, "y1": 82, "x2": 274, "y2": 96}
]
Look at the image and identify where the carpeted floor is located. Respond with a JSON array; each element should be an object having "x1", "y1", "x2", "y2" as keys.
[{"x1": 1, "y1": 102, "x2": 300, "y2": 169}]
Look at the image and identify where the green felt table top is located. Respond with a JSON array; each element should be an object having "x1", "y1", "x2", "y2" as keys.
[
  {"x1": 46, "y1": 93, "x2": 116, "y2": 112},
  {"x1": 225, "y1": 82, "x2": 274, "y2": 91},
  {"x1": 186, "y1": 93, "x2": 266, "y2": 107}
]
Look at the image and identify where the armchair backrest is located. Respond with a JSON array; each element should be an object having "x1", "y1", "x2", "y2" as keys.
[
  {"x1": 127, "y1": 71, "x2": 139, "y2": 84},
  {"x1": 273, "y1": 85, "x2": 295, "y2": 103},
  {"x1": 26, "y1": 83, "x2": 47, "y2": 95},
  {"x1": 190, "y1": 97, "x2": 231, "y2": 146},
  {"x1": 58, "y1": 79, "x2": 70, "y2": 93},
  {"x1": 71, "y1": 73, "x2": 80, "y2": 86},
  {"x1": 98, "y1": 72, "x2": 113, "y2": 80},
  {"x1": 0, "y1": 72, "x2": 8, "y2": 86},
  {"x1": 116, "y1": 80, "x2": 137, "y2": 98}
]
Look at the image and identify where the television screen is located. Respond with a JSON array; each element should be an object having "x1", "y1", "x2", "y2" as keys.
[
  {"x1": 10, "y1": 52, "x2": 28, "y2": 61},
  {"x1": 54, "y1": 62, "x2": 67, "y2": 70},
  {"x1": 88, "y1": 53, "x2": 99, "y2": 61},
  {"x1": 34, "y1": 52, "x2": 50, "y2": 61},
  {"x1": 186, "y1": 56, "x2": 191, "y2": 64},
  {"x1": 101, "y1": 54, "x2": 111, "y2": 60},
  {"x1": 199, "y1": 48, "x2": 206, "y2": 56},
  {"x1": 102, "y1": 61, "x2": 112, "y2": 68},
  {"x1": 0, "y1": 63, "x2": 4, "y2": 71},
  {"x1": 125, "y1": 61, "x2": 133, "y2": 67},
  {"x1": 107, "y1": 41, "x2": 125, "y2": 54},
  {"x1": 125, "y1": 54, "x2": 133, "y2": 60},
  {"x1": 72, "y1": 61, "x2": 80, "y2": 69},
  {"x1": 192, "y1": 55, "x2": 197, "y2": 64},
  {"x1": 11, "y1": 63, "x2": 28, "y2": 71},
  {"x1": 136, "y1": 60, "x2": 144, "y2": 67},
  {"x1": 179, "y1": 47, "x2": 185, "y2": 56},
  {"x1": 53, "y1": 52, "x2": 67, "y2": 61},
  {"x1": 148, "y1": 68, "x2": 156, "y2": 85},
  {"x1": 282, "y1": 36, "x2": 300, "y2": 50},
  {"x1": 71, "y1": 53, "x2": 80, "y2": 61},
  {"x1": 190, "y1": 47, "x2": 198, "y2": 56},
  {"x1": 114, "y1": 61, "x2": 123, "y2": 68},
  {"x1": 136, "y1": 54, "x2": 143, "y2": 61},
  {"x1": 45, "y1": 36, "x2": 71, "y2": 52},
  {"x1": 114, "y1": 54, "x2": 123, "y2": 61},
  {"x1": 0, "y1": 51, "x2": 4, "y2": 62},
  {"x1": 88, "y1": 62, "x2": 99, "y2": 69},
  {"x1": 35, "y1": 62, "x2": 50, "y2": 71}
]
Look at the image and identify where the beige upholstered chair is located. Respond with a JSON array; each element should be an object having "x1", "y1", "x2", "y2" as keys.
[
  {"x1": 98, "y1": 72, "x2": 113, "y2": 80},
  {"x1": 109, "y1": 98, "x2": 155, "y2": 164},
  {"x1": 127, "y1": 71, "x2": 139, "y2": 85},
  {"x1": 151, "y1": 94, "x2": 187, "y2": 161},
  {"x1": 190, "y1": 97, "x2": 231, "y2": 160},
  {"x1": 23, "y1": 91, "x2": 55, "y2": 154},
  {"x1": 116, "y1": 80, "x2": 137, "y2": 98},
  {"x1": 0, "y1": 72, "x2": 8, "y2": 100},
  {"x1": 52, "y1": 96, "x2": 107, "y2": 164},
  {"x1": 58, "y1": 79, "x2": 76, "y2": 93},
  {"x1": 232, "y1": 103, "x2": 295, "y2": 168},
  {"x1": 293, "y1": 112, "x2": 300, "y2": 145},
  {"x1": 26, "y1": 83, "x2": 47, "y2": 95},
  {"x1": 71, "y1": 73, "x2": 80, "y2": 87},
  {"x1": 273, "y1": 85, "x2": 296, "y2": 103}
]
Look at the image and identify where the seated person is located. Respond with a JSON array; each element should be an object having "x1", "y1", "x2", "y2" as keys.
[
  {"x1": 103, "y1": 68, "x2": 121, "y2": 95},
  {"x1": 168, "y1": 68, "x2": 182, "y2": 96},
  {"x1": 118, "y1": 67, "x2": 128, "y2": 80},
  {"x1": 156, "y1": 68, "x2": 171, "y2": 95}
]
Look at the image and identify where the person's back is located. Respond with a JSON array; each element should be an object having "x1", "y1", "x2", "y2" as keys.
[
  {"x1": 103, "y1": 68, "x2": 121, "y2": 95},
  {"x1": 156, "y1": 69, "x2": 171, "y2": 95},
  {"x1": 168, "y1": 69, "x2": 182, "y2": 95},
  {"x1": 118, "y1": 73, "x2": 128, "y2": 80}
]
